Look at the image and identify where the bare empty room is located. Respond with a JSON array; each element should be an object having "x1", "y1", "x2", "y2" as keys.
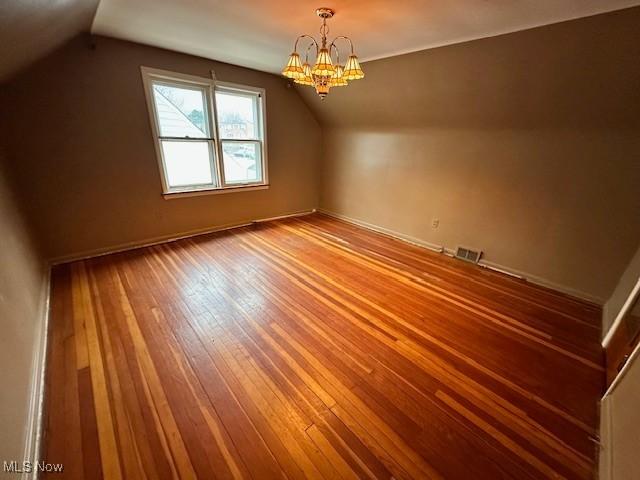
[{"x1": 1, "y1": 1, "x2": 639, "y2": 479}]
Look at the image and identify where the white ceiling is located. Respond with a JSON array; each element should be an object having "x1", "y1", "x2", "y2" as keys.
[{"x1": 92, "y1": 0, "x2": 640, "y2": 74}]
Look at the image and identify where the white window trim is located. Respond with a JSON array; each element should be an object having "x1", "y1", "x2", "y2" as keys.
[{"x1": 140, "y1": 66, "x2": 269, "y2": 198}]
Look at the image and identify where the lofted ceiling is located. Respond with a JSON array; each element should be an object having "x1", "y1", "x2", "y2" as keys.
[
  {"x1": 91, "y1": 0, "x2": 640, "y2": 74},
  {"x1": 0, "y1": 0, "x2": 100, "y2": 82}
]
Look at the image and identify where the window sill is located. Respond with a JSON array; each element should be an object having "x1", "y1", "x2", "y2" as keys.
[{"x1": 163, "y1": 184, "x2": 269, "y2": 200}]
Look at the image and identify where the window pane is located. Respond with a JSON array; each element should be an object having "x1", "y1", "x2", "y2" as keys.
[
  {"x1": 222, "y1": 142, "x2": 261, "y2": 184},
  {"x1": 216, "y1": 91, "x2": 259, "y2": 139},
  {"x1": 153, "y1": 84, "x2": 208, "y2": 138},
  {"x1": 161, "y1": 140, "x2": 213, "y2": 187}
]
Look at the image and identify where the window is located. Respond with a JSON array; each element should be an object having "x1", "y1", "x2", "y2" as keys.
[
  {"x1": 141, "y1": 67, "x2": 268, "y2": 196},
  {"x1": 216, "y1": 88, "x2": 263, "y2": 185}
]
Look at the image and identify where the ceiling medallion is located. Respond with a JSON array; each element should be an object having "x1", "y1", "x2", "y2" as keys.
[{"x1": 282, "y1": 7, "x2": 364, "y2": 99}]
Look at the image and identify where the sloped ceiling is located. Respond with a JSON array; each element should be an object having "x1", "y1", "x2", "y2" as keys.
[
  {"x1": 4, "y1": 0, "x2": 640, "y2": 85},
  {"x1": 91, "y1": 0, "x2": 640, "y2": 75},
  {"x1": 296, "y1": 6, "x2": 640, "y2": 129},
  {"x1": 0, "y1": 0, "x2": 100, "y2": 83}
]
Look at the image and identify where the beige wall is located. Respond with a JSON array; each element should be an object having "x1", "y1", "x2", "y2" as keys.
[
  {"x1": 298, "y1": 7, "x2": 640, "y2": 302},
  {"x1": 0, "y1": 1, "x2": 96, "y2": 473},
  {"x1": 0, "y1": 0, "x2": 98, "y2": 83},
  {"x1": 600, "y1": 354, "x2": 640, "y2": 480},
  {"x1": 0, "y1": 36, "x2": 322, "y2": 261},
  {"x1": 603, "y1": 245, "x2": 640, "y2": 335},
  {"x1": 0, "y1": 148, "x2": 47, "y2": 473}
]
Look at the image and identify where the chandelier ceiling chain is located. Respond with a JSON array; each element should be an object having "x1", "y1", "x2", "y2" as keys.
[{"x1": 282, "y1": 7, "x2": 365, "y2": 99}]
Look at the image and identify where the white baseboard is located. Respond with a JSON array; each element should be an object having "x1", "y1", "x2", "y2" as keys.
[
  {"x1": 318, "y1": 208, "x2": 604, "y2": 305},
  {"x1": 50, "y1": 209, "x2": 315, "y2": 265},
  {"x1": 317, "y1": 209, "x2": 445, "y2": 253},
  {"x1": 22, "y1": 266, "x2": 52, "y2": 480},
  {"x1": 254, "y1": 209, "x2": 316, "y2": 224},
  {"x1": 479, "y1": 258, "x2": 603, "y2": 305}
]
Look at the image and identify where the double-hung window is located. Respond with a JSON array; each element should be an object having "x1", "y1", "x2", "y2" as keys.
[{"x1": 141, "y1": 67, "x2": 268, "y2": 197}]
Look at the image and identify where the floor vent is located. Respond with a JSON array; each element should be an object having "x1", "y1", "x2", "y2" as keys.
[{"x1": 455, "y1": 246, "x2": 482, "y2": 264}]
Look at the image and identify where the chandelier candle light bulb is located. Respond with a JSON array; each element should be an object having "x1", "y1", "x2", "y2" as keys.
[{"x1": 282, "y1": 7, "x2": 364, "y2": 99}]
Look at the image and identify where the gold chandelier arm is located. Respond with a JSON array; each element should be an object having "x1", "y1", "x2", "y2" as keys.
[
  {"x1": 294, "y1": 34, "x2": 319, "y2": 55},
  {"x1": 329, "y1": 43, "x2": 341, "y2": 65},
  {"x1": 329, "y1": 35, "x2": 355, "y2": 55},
  {"x1": 304, "y1": 42, "x2": 317, "y2": 64}
]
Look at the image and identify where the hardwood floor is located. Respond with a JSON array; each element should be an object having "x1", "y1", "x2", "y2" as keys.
[{"x1": 42, "y1": 213, "x2": 604, "y2": 479}]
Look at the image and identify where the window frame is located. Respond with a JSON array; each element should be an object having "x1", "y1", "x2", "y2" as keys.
[
  {"x1": 140, "y1": 67, "x2": 269, "y2": 198},
  {"x1": 215, "y1": 81, "x2": 268, "y2": 188}
]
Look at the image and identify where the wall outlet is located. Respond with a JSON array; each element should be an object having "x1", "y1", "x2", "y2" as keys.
[{"x1": 431, "y1": 218, "x2": 440, "y2": 229}]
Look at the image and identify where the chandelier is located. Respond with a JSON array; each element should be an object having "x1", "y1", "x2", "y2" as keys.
[{"x1": 282, "y1": 7, "x2": 364, "y2": 99}]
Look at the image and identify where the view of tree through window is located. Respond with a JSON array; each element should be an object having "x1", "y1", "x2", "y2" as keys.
[
  {"x1": 187, "y1": 110, "x2": 205, "y2": 132},
  {"x1": 153, "y1": 84, "x2": 207, "y2": 137}
]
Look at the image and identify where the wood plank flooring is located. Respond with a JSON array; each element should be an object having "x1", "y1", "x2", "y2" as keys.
[{"x1": 42, "y1": 213, "x2": 604, "y2": 479}]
